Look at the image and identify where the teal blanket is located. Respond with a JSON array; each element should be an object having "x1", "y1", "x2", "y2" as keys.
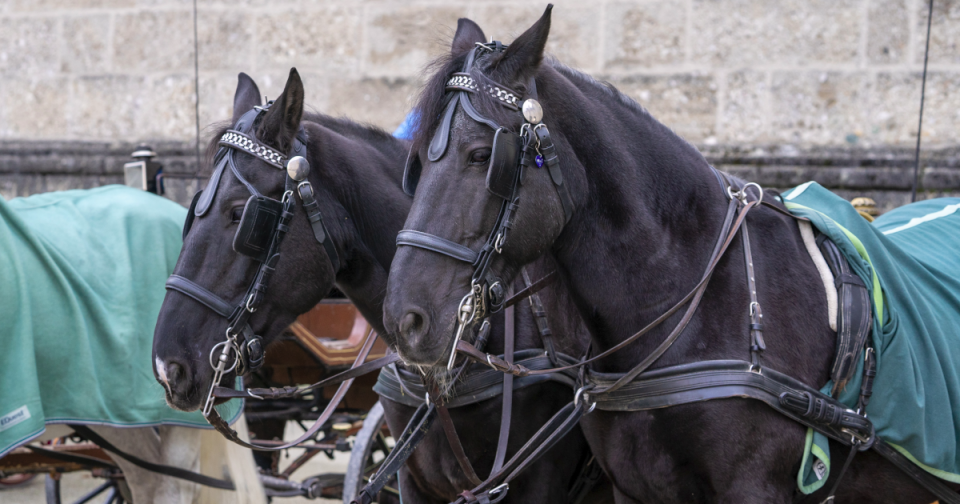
[
  {"x1": 0, "y1": 186, "x2": 241, "y2": 458},
  {"x1": 782, "y1": 182, "x2": 960, "y2": 489}
]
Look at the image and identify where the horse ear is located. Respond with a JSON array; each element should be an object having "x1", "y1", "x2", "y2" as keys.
[
  {"x1": 232, "y1": 72, "x2": 262, "y2": 124},
  {"x1": 258, "y1": 68, "x2": 304, "y2": 153},
  {"x1": 451, "y1": 18, "x2": 486, "y2": 55},
  {"x1": 493, "y1": 5, "x2": 552, "y2": 87}
]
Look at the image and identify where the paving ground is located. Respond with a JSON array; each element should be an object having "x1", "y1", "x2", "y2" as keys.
[{"x1": 0, "y1": 421, "x2": 353, "y2": 504}]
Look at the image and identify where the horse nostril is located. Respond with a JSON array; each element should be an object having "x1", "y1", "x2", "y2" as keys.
[
  {"x1": 399, "y1": 309, "x2": 429, "y2": 340},
  {"x1": 163, "y1": 359, "x2": 189, "y2": 391}
]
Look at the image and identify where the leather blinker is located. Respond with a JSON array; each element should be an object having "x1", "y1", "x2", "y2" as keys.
[
  {"x1": 403, "y1": 149, "x2": 422, "y2": 197},
  {"x1": 233, "y1": 195, "x2": 283, "y2": 262},
  {"x1": 486, "y1": 128, "x2": 522, "y2": 200},
  {"x1": 183, "y1": 190, "x2": 203, "y2": 241}
]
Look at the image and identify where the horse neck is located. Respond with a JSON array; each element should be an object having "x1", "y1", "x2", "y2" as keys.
[
  {"x1": 303, "y1": 118, "x2": 411, "y2": 334},
  {"x1": 541, "y1": 66, "x2": 734, "y2": 366}
]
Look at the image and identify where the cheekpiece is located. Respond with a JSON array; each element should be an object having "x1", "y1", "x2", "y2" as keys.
[
  {"x1": 445, "y1": 73, "x2": 521, "y2": 111},
  {"x1": 219, "y1": 130, "x2": 287, "y2": 170}
]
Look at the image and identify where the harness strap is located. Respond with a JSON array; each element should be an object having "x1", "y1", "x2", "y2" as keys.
[
  {"x1": 70, "y1": 425, "x2": 236, "y2": 490},
  {"x1": 437, "y1": 403, "x2": 484, "y2": 487},
  {"x1": 451, "y1": 401, "x2": 587, "y2": 504},
  {"x1": 521, "y1": 269, "x2": 560, "y2": 365},
  {"x1": 297, "y1": 181, "x2": 341, "y2": 273},
  {"x1": 351, "y1": 403, "x2": 437, "y2": 504},
  {"x1": 455, "y1": 196, "x2": 752, "y2": 382},
  {"x1": 166, "y1": 275, "x2": 234, "y2": 318},
  {"x1": 373, "y1": 350, "x2": 578, "y2": 408},
  {"x1": 213, "y1": 353, "x2": 400, "y2": 400},
  {"x1": 204, "y1": 327, "x2": 379, "y2": 451},
  {"x1": 741, "y1": 221, "x2": 766, "y2": 369},
  {"x1": 396, "y1": 230, "x2": 479, "y2": 264},
  {"x1": 491, "y1": 304, "x2": 515, "y2": 475},
  {"x1": 502, "y1": 270, "x2": 557, "y2": 309}
]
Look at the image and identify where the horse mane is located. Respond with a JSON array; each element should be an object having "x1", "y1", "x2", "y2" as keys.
[
  {"x1": 201, "y1": 111, "x2": 406, "y2": 176},
  {"x1": 409, "y1": 50, "x2": 695, "y2": 157}
]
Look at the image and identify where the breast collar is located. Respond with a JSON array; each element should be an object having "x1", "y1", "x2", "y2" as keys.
[{"x1": 397, "y1": 42, "x2": 574, "y2": 370}]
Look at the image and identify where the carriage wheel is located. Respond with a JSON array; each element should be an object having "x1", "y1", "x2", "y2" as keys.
[
  {"x1": 45, "y1": 473, "x2": 131, "y2": 504},
  {"x1": 342, "y1": 401, "x2": 399, "y2": 504}
]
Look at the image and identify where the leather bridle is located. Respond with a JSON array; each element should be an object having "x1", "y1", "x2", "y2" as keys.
[
  {"x1": 398, "y1": 41, "x2": 573, "y2": 371},
  {"x1": 163, "y1": 102, "x2": 340, "y2": 436}
]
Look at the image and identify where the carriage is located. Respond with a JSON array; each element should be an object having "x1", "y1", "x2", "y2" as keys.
[{"x1": 0, "y1": 149, "x2": 397, "y2": 504}]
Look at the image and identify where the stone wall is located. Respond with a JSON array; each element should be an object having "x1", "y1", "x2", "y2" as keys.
[{"x1": 2, "y1": 0, "x2": 959, "y2": 207}]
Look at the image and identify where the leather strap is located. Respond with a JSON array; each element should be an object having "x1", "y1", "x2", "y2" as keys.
[
  {"x1": 373, "y1": 350, "x2": 578, "y2": 409},
  {"x1": 205, "y1": 328, "x2": 379, "y2": 451},
  {"x1": 491, "y1": 304, "x2": 515, "y2": 475},
  {"x1": 502, "y1": 270, "x2": 558, "y2": 309},
  {"x1": 166, "y1": 275, "x2": 234, "y2": 318},
  {"x1": 396, "y1": 229, "x2": 479, "y2": 264},
  {"x1": 451, "y1": 401, "x2": 587, "y2": 504},
  {"x1": 741, "y1": 221, "x2": 766, "y2": 369},
  {"x1": 213, "y1": 353, "x2": 400, "y2": 400},
  {"x1": 70, "y1": 425, "x2": 235, "y2": 490},
  {"x1": 521, "y1": 269, "x2": 559, "y2": 365},
  {"x1": 351, "y1": 403, "x2": 437, "y2": 504},
  {"x1": 297, "y1": 181, "x2": 341, "y2": 273},
  {"x1": 437, "y1": 403, "x2": 484, "y2": 487},
  {"x1": 455, "y1": 196, "x2": 753, "y2": 383}
]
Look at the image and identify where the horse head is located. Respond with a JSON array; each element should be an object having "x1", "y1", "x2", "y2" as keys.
[
  {"x1": 384, "y1": 7, "x2": 581, "y2": 369},
  {"x1": 153, "y1": 69, "x2": 344, "y2": 412}
]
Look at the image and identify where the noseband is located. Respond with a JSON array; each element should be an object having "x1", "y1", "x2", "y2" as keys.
[
  {"x1": 398, "y1": 42, "x2": 574, "y2": 369},
  {"x1": 164, "y1": 103, "x2": 340, "y2": 416}
]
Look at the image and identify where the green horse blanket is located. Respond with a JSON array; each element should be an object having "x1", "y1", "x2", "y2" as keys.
[
  {"x1": 782, "y1": 182, "x2": 960, "y2": 490},
  {"x1": 0, "y1": 186, "x2": 241, "y2": 458}
]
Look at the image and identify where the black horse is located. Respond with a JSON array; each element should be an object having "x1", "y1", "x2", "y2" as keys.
[
  {"x1": 382, "y1": 8, "x2": 950, "y2": 504},
  {"x1": 151, "y1": 69, "x2": 609, "y2": 503}
]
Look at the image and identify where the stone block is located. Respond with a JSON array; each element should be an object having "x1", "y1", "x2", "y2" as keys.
[
  {"x1": 603, "y1": 2, "x2": 685, "y2": 69},
  {"x1": 868, "y1": 0, "x2": 909, "y2": 64},
  {"x1": 11, "y1": 0, "x2": 134, "y2": 10},
  {"x1": 471, "y1": 4, "x2": 601, "y2": 72},
  {"x1": 365, "y1": 4, "x2": 461, "y2": 77},
  {"x1": 137, "y1": 75, "x2": 197, "y2": 140},
  {"x1": 0, "y1": 78, "x2": 71, "y2": 139},
  {"x1": 325, "y1": 77, "x2": 419, "y2": 132},
  {"x1": 868, "y1": 71, "x2": 960, "y2": 148},
  {"x1": 62, "y1": 15, "x2": 111, "y2": 74},
  {"x1": 196, "y1": 10, "x2": 255, "y2": 71},
  {"x1": 605, "y1": 73, "x2": 717, "y2": 142},
  {"x1": 257, "y1": 7, "x2": 362, "y2": 72},
  {"x1": 114, "y1": 10, "x2": 194, "y2": 73},
  {"x1": 0, "y1": 176, "x2": 16, "y2": 200},
  {"x1": 69, "y1": 75, "x2": 194, "y2": 141},
  {"x1": 924, "y1": 167, "x2": 960, "y2": 190},
  {"x1": 769, "y1": 71, "x2": 868, "y2": 146},
  {"x1": 916, "y1": 0, "x2": 960, "y2": 64},
  {"x1": 0, "y1": 17, "x2": 61, "y2": 77},
  {"x1": 691, "y1": 0, "x2": 860, "y2": 67},
  {"x1": 719, "y1": 70, "x2": 767, "y2": 144}
]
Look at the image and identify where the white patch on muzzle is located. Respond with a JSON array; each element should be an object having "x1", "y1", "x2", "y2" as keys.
[{"x1": 155, "y1": 356, "x2": 170, "y2": 386}]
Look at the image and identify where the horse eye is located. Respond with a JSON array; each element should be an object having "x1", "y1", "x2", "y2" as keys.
[
  {"x1": 469, "y1": 149, "x2": 491, "y2": 165},
  {"x1": 231, "y1": 208, "x2": 243, "y2": 223}
]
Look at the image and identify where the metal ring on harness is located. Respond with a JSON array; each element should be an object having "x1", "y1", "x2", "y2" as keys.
[{"x1": 209, "y1": 338, "x2": 240, "y2": 374}]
